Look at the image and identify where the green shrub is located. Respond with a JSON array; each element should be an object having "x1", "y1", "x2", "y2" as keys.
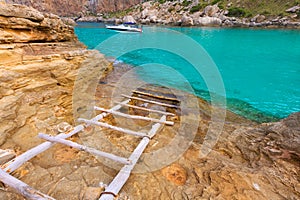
[
  {"x1": 190, "y1": 4, "x2": 201, "y2": 13},
  {"x1": 181, "y1": 0, "x2": 192, "y2": 7},
  {"x1": 190, "y1": 3, "x2": 207, "y2": 13},
  {"x1": 211, "y1": 0, "x2": 222, "y2": 5},
  {"x1": 157, "y1": 0, "x2": 166, "y2": 4},
  {"x1": 228, "y1": 7, "x2": 247, "y2": 17},
  {"x1": 261, "y1": 10, "x2": 270, "y2": 15},
  {"x1": 218, "y1": 4, "x2": 224, "y2": 9}
]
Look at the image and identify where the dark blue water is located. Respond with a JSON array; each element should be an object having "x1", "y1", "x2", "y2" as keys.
[{"x1": 75, "y1": 22, "x2": 300, "y2": 122}]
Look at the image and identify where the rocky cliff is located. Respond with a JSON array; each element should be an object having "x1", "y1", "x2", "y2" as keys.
[
  {"x1": 3, "y1": 0, "x2": 142, "y2": 16},
  {"x1": 123, "y1": 1, "x2": 300, "y2": 28},
  {"x1": 0, "y1": 2, "x2": 111, "y2": 148}
]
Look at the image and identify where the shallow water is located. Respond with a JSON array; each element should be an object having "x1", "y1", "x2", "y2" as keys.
[{"x1": 75, "y1": 22, "x2": 300, "y2": 122}]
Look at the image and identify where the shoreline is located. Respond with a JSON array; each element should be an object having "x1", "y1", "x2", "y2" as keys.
[
  {"x1": 75, "y1": 20, "x2": 300, "y2": 31},
  {"x1": 73, "y1": 1, "x2": 300, "y2": 30},
  {"x1": 102, "y1": 58, "x2": 282, "y2": 124},
  {"x1": 75, "y1": 17, "x2": 300, "y2": 29}
]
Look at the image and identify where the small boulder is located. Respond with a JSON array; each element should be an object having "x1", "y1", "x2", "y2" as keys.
[
  {"x1": 181, "y1": 15, "x2": 194, "y2": 26},
  {"x1": 286, "y1": 5, "x2": 300, "y2": 13},
  {"x1": 197, "y1": 16, "x2": 222, "y2": 26},
  {"x1": 204, "y1": 5, "x2": 220, "y2": 17},
  {"x1": 251, "y1": 14, "x2": 266, "y2": 23},
  {"x1": 123, "y1": 15, "x2": 136, "y2": 24}
]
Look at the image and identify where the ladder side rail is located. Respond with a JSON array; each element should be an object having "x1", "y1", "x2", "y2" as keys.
[
  {"x1": 99, "y1": 115, "x2": 166, "y2": 200},
  {"x1": 0, "y1": 168, "x2": 56, "y2": 200},
  {"x1": 94, "y1": 106, "x2": 174, "y2": 125}
]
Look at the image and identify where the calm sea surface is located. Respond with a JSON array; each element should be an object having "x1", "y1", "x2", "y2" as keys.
[{"x1": 75, "y1": 22, "x2": 300, "y2": 122}]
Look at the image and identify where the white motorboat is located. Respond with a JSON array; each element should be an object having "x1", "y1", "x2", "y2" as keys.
[{"x1": 106, "y1": 22, "x2": 142, "y2": 33}]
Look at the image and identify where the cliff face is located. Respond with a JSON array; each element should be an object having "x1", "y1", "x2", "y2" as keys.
[
  {"x1": 4, "y1": 0, "x2": 142, "y2": 16},
  {"x1": 0, "y1": 2, "x2": 111, "y2": 148}
]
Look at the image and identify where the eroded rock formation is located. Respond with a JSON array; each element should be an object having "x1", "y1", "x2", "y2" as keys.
[
  {"x1": 0, "y1": 2, "x2": 111, "y2": 148},
  {"x1": 4, "y1": 0, "x2": 142, "y2": 16}
]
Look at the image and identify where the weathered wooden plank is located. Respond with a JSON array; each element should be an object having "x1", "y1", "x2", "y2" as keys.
[
  {"x1": 78, "y1": 118, "x2": 148, "y2": 138},
  {"x1": 99, "y1": 115, "x2": 166, "y2": 200},
  {"x1": 38, "y1": 133, "x2": 130, "y2": 165},
  {"x1": 94, "y1": 106, "x2": 174, "y2": 126},
  {"x1": 122, "y1": 94, "x2": 179, "y2": 108},
  {"x1": 0, "y1": 168, "x2": 55, "y2": 200},
  {"x1": 93, "y1": 99, "x2": 130, "y2": 121},
  {"x1": 0, "y1": 149, "x2": 16, "y2": 165},
  {"x1": 132, "y1": 89, "x2": 180, "y2": 102},
  {"x1": 114, "y1": 101, "x2": 175, "y2": 116}
]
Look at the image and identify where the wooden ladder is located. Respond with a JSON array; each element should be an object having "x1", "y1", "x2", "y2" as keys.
[{"x1": 0, "y1": 92, "x2": 178, "y2": 200}]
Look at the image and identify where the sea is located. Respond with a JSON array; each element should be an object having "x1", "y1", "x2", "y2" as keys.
[{"x1": 75, "y1": 22, "x2": 300, "y2": 123}]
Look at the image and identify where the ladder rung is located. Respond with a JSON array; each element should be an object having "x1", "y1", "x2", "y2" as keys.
[
  {"x1": 38, "y1": 134, "x2": 131, "y2": 165},
  {"x1": 78, "y1": 118, "x2": 148, "y2": 138},
  {"x1": 93, "y1": 99, "x2": 130, "y2": 121},
  {"x1": 114, "y1": 101, "x2": 175, "y2": 116},
  {"x1": 94, "y1": 106, "x2": 174, "y2": 126},
  {"x1": 122, "y1": 94, "x2": 179, "y2": 108}
]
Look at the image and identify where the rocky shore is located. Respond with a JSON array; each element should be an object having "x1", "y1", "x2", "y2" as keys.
[
  {"x1": 0, "y1": 2, "x2": 111, "y2": 156},
  {"x1": 0, "y1": 2, "x2": 299, "y2": 200},
  {"x1": 77, "y1": 1, "x2": 300, "y2": 29}
]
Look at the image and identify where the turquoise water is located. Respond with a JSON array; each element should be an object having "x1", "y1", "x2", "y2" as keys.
[{"x1": 75, "y1": 22, "x2": 300, "y2": 122}]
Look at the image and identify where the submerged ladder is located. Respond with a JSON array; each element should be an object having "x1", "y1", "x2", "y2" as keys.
[{"x1": 0, "y1": 91, "x2": 179, "y2": 200}]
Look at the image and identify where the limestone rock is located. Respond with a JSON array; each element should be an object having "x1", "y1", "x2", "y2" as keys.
[
  {"x1": 0, "y1": 4, "x2": 77, "y2": 43},
  {"x1": 197, "y1": 16, "x2": 222, "y2": 26},
  {"x1": 181, "y1": 14, "x2": 194, "y2": 26},
  {"x1": 251, "y1": 14, "x2": 266, "y2": 23},
  {"x1": 204, "y1": 5, "x2": 220, "y2": 17},
  {"x1": 4, "y1": 0, "x2": 142, "y2": 16},
  {"x1": 0, "y1": 3, "x2": 111, "y2": 150},
  {"x1": 0, "y1": 4, "x2": 44, "y2": 22},
  {"x1": 123, "y1": 15, "x2": 136, "y2": 24},
  {"x1": 161, "y1": 163, "x2": 187, "y2": 186},
  {"x1": 286, "y1": 5, "x2": 300, "y2": 13}
]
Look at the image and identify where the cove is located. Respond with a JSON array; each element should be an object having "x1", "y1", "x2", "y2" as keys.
[{"x1": 75, "y1": 22, "x2": 300, "y2": 122}]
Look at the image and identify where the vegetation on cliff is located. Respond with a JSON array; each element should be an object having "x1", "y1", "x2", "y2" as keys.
[{"x1": 152, "y1": 0, "x2": 300, "y2": 17}]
